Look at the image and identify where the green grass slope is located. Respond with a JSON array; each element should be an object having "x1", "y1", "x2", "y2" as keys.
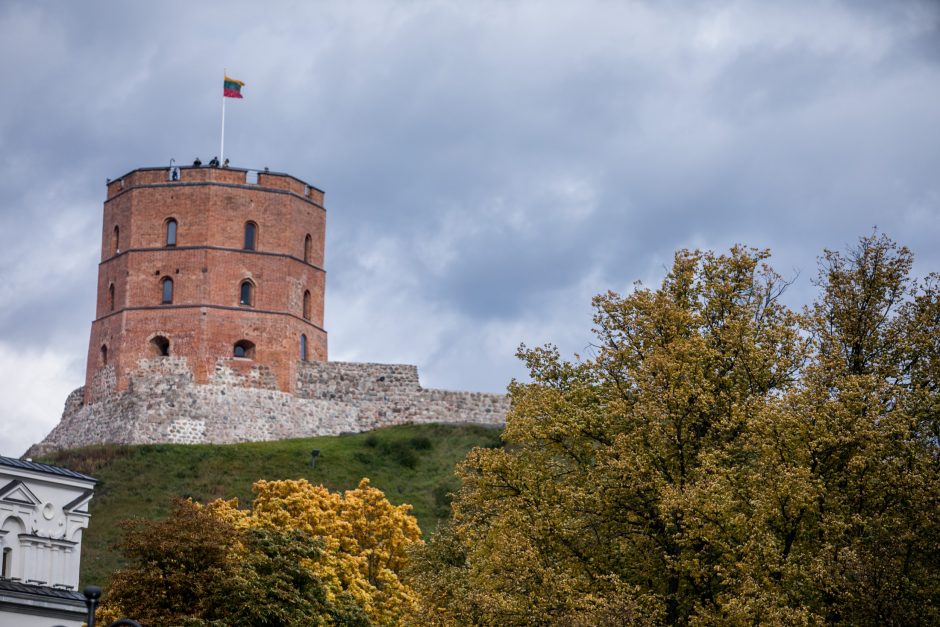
[{"x1": 37, "y1": 423, "x2": 502, "y2": 588}]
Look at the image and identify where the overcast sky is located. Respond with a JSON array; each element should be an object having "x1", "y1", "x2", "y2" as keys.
[{"x1": 1, "y1": 1, "x2": 938, "y2": 456}]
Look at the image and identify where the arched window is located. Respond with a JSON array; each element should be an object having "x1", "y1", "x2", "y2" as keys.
[
  {"x1": 166, "y1": 218, "x2": 178, "y2": 247},
  {"x1": 113, "y1": 225, "x2": 120, "y2": 254},
  {"x1": 161, "y1": 277, "x2": 174, "y2": 304},
  {"x1": 108, "y1": 283, "x2": 115, "y2": 312},
  {"x1": 300, "y1": 334, "x2": 308, "y2": 361},
  {"x1": 303, "y1": 290, "x2": 311, "y2": 320},
  {"x1": 304, "y1": 234, "x2": 312, "y2": 263},
  {"x1": 1, "y1": 547, "x2": 10, "y2": 578},
  {"x1": 150, "y1": 335, "x2": 170, "y2": 357},
  {"x1": 233, "y1": 340, "x2": 255, "y2": 359},
  {"x1": 244, "y1": 222, "x2": 257, "y2": 251},
  {"x1": 100, "y1": 344, "x2": 108, "y2": 366},
  {"x1": 239, "y1": 280, "x2": 254, "y2": 306}
]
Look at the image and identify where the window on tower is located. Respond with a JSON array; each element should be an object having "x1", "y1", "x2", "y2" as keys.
[
  {"x1": 150, "y1": 335, "x2": 170, "y2": 357},
  {"x1": 239, "y1": 280, "x2": 254, "y2": 306},
  {"x1": 113, "y1": 225, "x2": 120, "y2": 254},
  {"x1": 244, "y1": 222, "x2": 257, "y2": 251},
  {"x1": 300, "y1": 334, "x2": 308, "y2": 361},
  {"x1": 234, "y1": 340, "x2": 255, "y2": 359},
  {"x1": 100, "y1": 344, "x2": 108, "y2": 366},
  {"x1": 166, "y1": 219, "x2": 178, "y2": 247},
  {"x1": 304, "y1": 234, "x2": 312, "y2": 263},
  {"x1": 161, "y1": 277, "x2": 174, "y2": 304}
]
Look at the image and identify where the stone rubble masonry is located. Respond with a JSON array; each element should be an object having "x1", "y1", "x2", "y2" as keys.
[{"x1": 30, "y1": 358, "x2": 509, "y2": 455}]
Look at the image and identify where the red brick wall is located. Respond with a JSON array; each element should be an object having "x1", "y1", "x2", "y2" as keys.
[{"x1": 86, "y1": 166, "x2": 327, "y2": 403}]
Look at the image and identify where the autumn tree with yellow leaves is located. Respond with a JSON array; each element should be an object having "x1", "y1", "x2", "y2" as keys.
[
  {"x1": 102, "y1": 478, "x2": 421, "y2": 626},
  {"x1": 408, "y1": 234, "x2": 940, "y2": 626}
]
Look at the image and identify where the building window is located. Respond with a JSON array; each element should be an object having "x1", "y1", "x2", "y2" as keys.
[
  {"x1": 2, "y1": 548, "x2": 10, "y2": 578},
  {"x1": 151, "y1": 335, "x2": 170, "y2": 357},
  {"x1": 239, "y1": 280, "x2": 254, "y2": 306},
  {"x1": 303, "y1": 290, "x2": 311, "y2": 320},
  {"x1": 244, "y1": 222, "x2": 257, "y2": 251},
  {"x1": 233, "y1": 340, "x2": 255, "y2": 359},
  {"x1": 108, "y1": 283, "x2": 115, "y2": 312},
  {"x1": 113, "y1": 225, "x2": 120, "y2": 254},
  {"x1": 100, "y1": 344, "x2": 108, "y2": 366},
  {"x1": 166, "y1": 218, "x2": 178, "y2": 247},
  {"x1": 300, "y1": 334, "x2": 308, "y2": 361},
  {"x1": 304, "y1": 234, "x2": 312, "y2": 263},
  {"x1": 161, "y1": 277, "x2": 174, "y2": 304}
]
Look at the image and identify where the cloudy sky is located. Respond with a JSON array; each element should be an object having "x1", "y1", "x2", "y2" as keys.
[{"x1": 1, "y1": 1, "x2": 938, "y2": 456}]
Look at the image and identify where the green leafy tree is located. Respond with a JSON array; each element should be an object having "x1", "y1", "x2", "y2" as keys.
[{"x1": 408, "y1": 235, "x2": 940, "y2": 626}]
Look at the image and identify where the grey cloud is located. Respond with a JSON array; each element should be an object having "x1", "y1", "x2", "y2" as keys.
[{"x1": 0, "y1": 0, "x2": 938, "y2": 455}]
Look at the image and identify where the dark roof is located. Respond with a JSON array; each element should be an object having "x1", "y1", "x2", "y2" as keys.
[
  {"x1": 0, "y1": 578, "x2": 85, "y2": 602},
  {"x1": 0, "y1": 456, "x2": 96, "y2": 483},
  {"x1": 63, "y1": 488, "x2": 95, "y2": 513}
]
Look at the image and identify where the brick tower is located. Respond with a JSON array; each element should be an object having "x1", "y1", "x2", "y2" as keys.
[{"x1": 84, "y1": 165, "x2": 327, "y2": 403}]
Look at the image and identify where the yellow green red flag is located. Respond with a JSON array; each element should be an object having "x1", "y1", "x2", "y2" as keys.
[{"x1": 223, "y1": 75, "x2": 244, "y2": 98}]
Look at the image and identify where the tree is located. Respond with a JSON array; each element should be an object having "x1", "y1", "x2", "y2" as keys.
[
  {"x1": 408, "y1": 236, "x2": 940, "y2": 625},
  {"x1": 101, "y1": 499, "x2": 355, "y2": 626},
  {"x1": 209, "y1": 478, "x2": 423, "y2": 625},
  {"x1": 102, "y1": 478, "x2": 421, "y2": 626}
]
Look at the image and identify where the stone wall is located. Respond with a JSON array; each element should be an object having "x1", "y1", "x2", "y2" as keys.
[{"x1": 30, "y1": 359, "x2": 508, "y2": 455}]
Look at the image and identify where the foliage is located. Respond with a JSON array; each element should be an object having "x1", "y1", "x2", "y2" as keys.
[
  {"x1": 100, "y1": 499, "x2": 353, "y2": 626},
  {"x1": 103, "y1": 477, "x2": 422, "y2": 625},
  {"x1": 211, "y1": 477, "x2": 423, "y2": 624},
  {"x1": 408, "y1": 235, "x2": 940, "y2": 626}
]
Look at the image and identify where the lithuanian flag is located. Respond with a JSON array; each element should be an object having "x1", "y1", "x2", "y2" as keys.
[{"x1": 224, "y1": 75, "x2": 245, "y2": 99}]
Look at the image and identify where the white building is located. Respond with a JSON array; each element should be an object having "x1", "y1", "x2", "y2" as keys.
[{"x1": 0, "y1": 456, "x2": 95, "y2": 626}]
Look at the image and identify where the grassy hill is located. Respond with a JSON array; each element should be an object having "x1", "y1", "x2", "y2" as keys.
[{"x1": 37, "y1": 423, "x2": 502, "y2": 589}]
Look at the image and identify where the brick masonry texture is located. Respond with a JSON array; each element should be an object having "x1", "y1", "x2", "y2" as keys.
[
  {"x1": 87, "y1": 166, "x2": 327, "y2": 402},
  {"x1": 30, "y1": 359, "x2": 508, "y2": 454},
  {"x1": 28, "y1": 166, "x2": 508, "y2": 455}
]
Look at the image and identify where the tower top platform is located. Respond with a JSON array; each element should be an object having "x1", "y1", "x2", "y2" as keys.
[{"x1": 105, "y1": 166, "x2": 325, "y2": 205}]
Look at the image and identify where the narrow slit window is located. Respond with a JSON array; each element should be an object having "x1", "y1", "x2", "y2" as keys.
[
  {"x1": 166, "y1": 219, "x2": 177, "y2": 246},
  {"x1": 161, "y1": 277, "x2": 174, "y2": 304},
  {"x1": 239, "y1": 280, "x2": 253, "y2": 306},
  {"x1": 100, "y1": 345, "x2": 108, "y2": 366},
  {"x1": 303, "y1": 290, "x2": 311, "y2": 320},
  {"x1": 244, "y1": 222, "x2": 257, "y2": 251},
  {"x1": 113, "y1": 225, "x2": 120, "y2": 254},
  {"x1": 108, "y1": 283, "x2": 115, "y2": 312},
  {"x1": 300, "y1": 334, "x2": 308, "y2": 361},
  {"x1": 304, "y1": 234, "x2": 312, "y2": 263}
]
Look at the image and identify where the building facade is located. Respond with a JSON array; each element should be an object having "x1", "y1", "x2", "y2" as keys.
[{"x1": 0, "y1": 456, "x2": 95, "y2": 626}]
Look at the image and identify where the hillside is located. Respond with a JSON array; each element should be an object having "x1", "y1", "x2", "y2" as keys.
[{"x1": 37, "y1": 423, "x2": 502, "y2": 589}]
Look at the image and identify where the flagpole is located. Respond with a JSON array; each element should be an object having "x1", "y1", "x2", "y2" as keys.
[{"x1": 220, "y1": 70, "x2": 226, "y2": 164}]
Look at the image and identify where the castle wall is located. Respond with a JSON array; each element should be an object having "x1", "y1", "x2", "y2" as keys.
[
  {"x1": 31, "y1": 359, "x2": 508, "y2": 454},
  {"x1": 31, "y1": 165, "x2": 508, "y2": 456}
]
